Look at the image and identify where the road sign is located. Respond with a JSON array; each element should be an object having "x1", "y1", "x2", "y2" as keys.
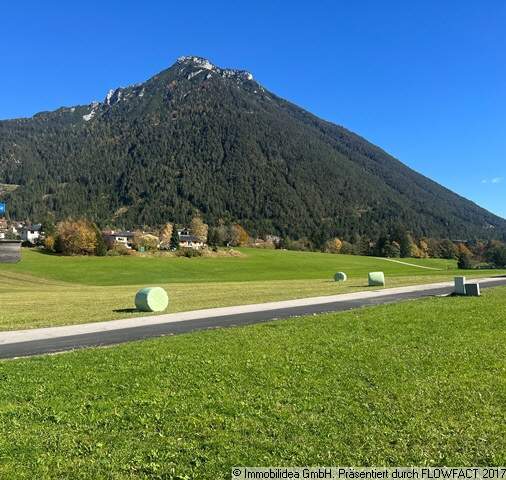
[{"x1": 0, "y1": 203, "x2": 5, "y2": 216}]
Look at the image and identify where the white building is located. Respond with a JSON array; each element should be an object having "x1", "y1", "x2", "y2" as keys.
[
  {"x1": 178, "y1": 229, "x2": 205, "y2": 249},
  {"x1": 102, "y1": 231, "x2": 135, "y2": 249},
  {"x1": 20, "y1": 224, "x2": 43, "y2": 244}
]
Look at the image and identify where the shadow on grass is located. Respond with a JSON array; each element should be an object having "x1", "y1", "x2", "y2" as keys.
[{"x1": 113, "y1": 308, "x2": 139, "y2": 313}]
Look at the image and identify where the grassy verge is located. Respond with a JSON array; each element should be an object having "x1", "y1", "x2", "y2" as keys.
[
  {"x1": 0, "y1": 248, "x2": 504, "y2": 330},
  {"x1": 0, "y1": 270, "x2": 504, "y2": 331},
  {"x1": 0, "y1": 287, "x2": 505, "y2": 478}
]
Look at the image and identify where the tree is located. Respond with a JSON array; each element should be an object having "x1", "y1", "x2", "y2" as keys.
[
  {"x1": 340, "y1": 241, "x2": 356, "y2": 255},
  {"x1": 159, "y1": 223, "x2": 173, "y2": 247},
  {"x1": 56, "y1": 219, "x2": 98, "y2": 256},
  {"x1": 390, "y1": 225, "x2": 412, "y2": 258},
  {"x1": 230, "y1": 224, "x2": 249, "y2": 246},
  {"x1": 457, "y1": 251, "x2": 473, "y2": 270},
  {"x1": 92, "y1": 223, "x2": 107, "y2": 256},
  {"x1": 456, "y1": 243, "x2": 472, "y2": 257},
  {"x1": 358, "y1": 237, "x2": 372, "y2": 256},
  {"x1": 409, "y1": 242, "x2": 423, "y2": 258},
  {"x1": 133, "y1": 231, "x2": 159, "y2": 251},
  {"x1": 383, "y1": 241, "x2": 401, "y2": 258},
  {"x1": 190, "y1": 216, "x2": 208, "y2": 244},
  {"x1": 486, "y1": 244, "x2": 506, "y2": 267},
  {"x1": 324, "y1": 237, "x2": 342, "y2": 254},
  {"x1": 439, "y1": 239, "x2": 458, "y2": 259},
  {"x1": 170, "y1": 227, "x2": 180, "y2": 250},
  {"x1": 374, "y1": 236, "x2": 389, "y2": 257},
  {"x1": 418, "y1": 239, "x2": 430, "y2": 258},
  {"x1": 40, "y1": 212, "x2": 56, "y2": 237},
  {"x1": 44, "y1": 235, "x2": 56, "y2": 252}
]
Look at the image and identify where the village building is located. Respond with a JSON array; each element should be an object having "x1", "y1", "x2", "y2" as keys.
[
  {"x1": 102, "y1": 231, "x2": 135, "y2": 249},
  {"x1": 178, "y1": 229, "x2": 206, "y2": 249},
  {"x1": 20, "y1": 224, "x2": 43, "y2": 244}
]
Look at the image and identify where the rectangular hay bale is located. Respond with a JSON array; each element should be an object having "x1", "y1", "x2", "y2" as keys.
[
  {"x1": 465, "y1": 283, "x2": 481, "y2": 297},
  {"x1": 368, "y1": 271, "x2": 385, "y2": 286},
  {"x1": 454, "y1": 276, "x2": 466, "y2": 295}
]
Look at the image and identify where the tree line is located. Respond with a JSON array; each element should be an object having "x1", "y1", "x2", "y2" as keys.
[{"x1": 36, "y1": 216, "x2": 506, "y2": 269}]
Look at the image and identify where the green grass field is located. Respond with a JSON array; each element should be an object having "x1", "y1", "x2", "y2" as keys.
[
  {"x1": 2, "y1": 248, "x2": 458, "y2": 285},
  {"x1": 0, "y1": 287, "x2": 504, "y2": 478},
  {"x1": 0, "y1": 248, "x2": 504, "y2": 330}
]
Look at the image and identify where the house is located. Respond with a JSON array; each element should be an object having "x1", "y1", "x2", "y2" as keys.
[
  {"x1": 178, "y1": 229, "x2": 206, "y2": 249},
  {"x1": 102, "y1": 230, "x2": 135, "y2": 249},
  {"x1": 20, "y1": 224, "x2": 43, "y2": 244}
]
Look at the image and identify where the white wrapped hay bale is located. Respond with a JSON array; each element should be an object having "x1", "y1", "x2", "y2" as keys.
[
  {"x1": 135, "y1": 287, "x2": 169, "y2": 312},
  {"x1": 368, "y1": 272, "x2": 385, "y2": 286},
  {"x1": 334, "y1": 272, "x2": 347, "y2": 282},
  {"x1": 454, "y1": 276, "x2": 466, "y2": 295}
]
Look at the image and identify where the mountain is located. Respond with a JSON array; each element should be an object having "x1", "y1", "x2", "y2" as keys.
[{"x1": 0, "y1": 55, "x2": 504, "y2": 241}]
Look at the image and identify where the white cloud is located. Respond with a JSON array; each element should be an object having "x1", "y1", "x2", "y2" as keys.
[{"x1": 481, "y1": 177, "x2": 503, "y2": 184}]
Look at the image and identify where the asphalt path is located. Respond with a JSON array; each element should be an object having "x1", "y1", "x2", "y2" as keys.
[{"x1": 1, "y1": 277, "x2": 505, "y2": 359}]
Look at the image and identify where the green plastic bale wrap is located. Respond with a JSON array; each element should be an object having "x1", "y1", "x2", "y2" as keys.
[
  {"x1": 135, "y1": 287, "x2": 169, "y2": 312},
  {"x1": 368, "y1": 271, "x2": 385, "y2": 286},
  {"x1": 334, "y1": 272, "x2": 347, "y2": 282}
]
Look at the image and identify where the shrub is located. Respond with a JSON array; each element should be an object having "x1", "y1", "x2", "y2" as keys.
[
  {"x1": 175, "y1": 247, "x2": 203, "y2": 258},
  {"x1": 106, "y1": 244, "x2": 132, "y2": 256},
  {"x1": 284, "y1": 238, "x2": 313, "y2": 251}
]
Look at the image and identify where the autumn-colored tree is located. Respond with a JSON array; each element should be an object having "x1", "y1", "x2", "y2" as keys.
[
  {"x1": 418, "y1": 239, "x2": 429, "y2": 258},
  {"x1": 470, "y1": 240, "x2": 487, "y2": 261},
  {"x1": 44, "y1": 235, "x2": 55, "y2": 252},
  {"x1": 456, "y1": 243, "x2": 472, "y2": 257},
  {"x1": 409, "y1": 242, "x2": 423, "y2": 258},
  {"x1": 56, "y1": 219, "x2": 98, "y2": 256},
  {"x1": 133, "y1": 231, "x2": 159, "y2": 251},
  {"x1": 190, "y1": 216, "x2": 208, "y2": 243},
  {"x1": 230, "y1": 224, "x2": 249, "y2": 246},
  {"x1": 159, "y1": 223, "x2": 173, "y2": 247},
  {"x1": 324, "y1": 237, "x2": 342, "y2": 254}
]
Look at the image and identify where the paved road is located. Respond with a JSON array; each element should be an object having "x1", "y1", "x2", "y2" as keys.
[{"x1": 1, "y1": 277, "x2": 505, "y2": 359}]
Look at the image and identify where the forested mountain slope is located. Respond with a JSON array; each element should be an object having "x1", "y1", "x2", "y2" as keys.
[{"x1": 0, "y1": 56, "x2": 504, "y2": 240}]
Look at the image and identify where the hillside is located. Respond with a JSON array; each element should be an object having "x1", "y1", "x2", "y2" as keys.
[{"x1": 0, "y1": 55, "x2": 504, "y2": 240}]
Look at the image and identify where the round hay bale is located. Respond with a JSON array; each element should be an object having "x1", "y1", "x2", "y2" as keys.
[
  {"x1": 135, "y1": 287, "x2": 169, "y2": 312},
  {"x1": 334, "y1": 272, "x2": 347, "y2": 282},
  {"x1": 368, "y1": 271, "x2": 385, "y2": 286}
]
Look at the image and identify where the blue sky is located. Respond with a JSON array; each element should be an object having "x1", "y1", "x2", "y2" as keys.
[{"x1": 1, "y1": 1, "x2": 504, "y2": 217}]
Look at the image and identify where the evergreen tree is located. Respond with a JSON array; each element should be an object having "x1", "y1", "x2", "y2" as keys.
[
  {"x1": 170, "y1": 227, "x2": 180, "y2": 250},
  {"x1": 93, "y1": 223, "x2": 108, "y2": 256}
]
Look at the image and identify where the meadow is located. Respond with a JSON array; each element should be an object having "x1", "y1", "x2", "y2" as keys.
[
  {"x1": 0, "y1": 287, "x2": 504, "y2": 478},
  {"x1": 0, "y1": 248, "x2": 504, "y2": 330}
]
